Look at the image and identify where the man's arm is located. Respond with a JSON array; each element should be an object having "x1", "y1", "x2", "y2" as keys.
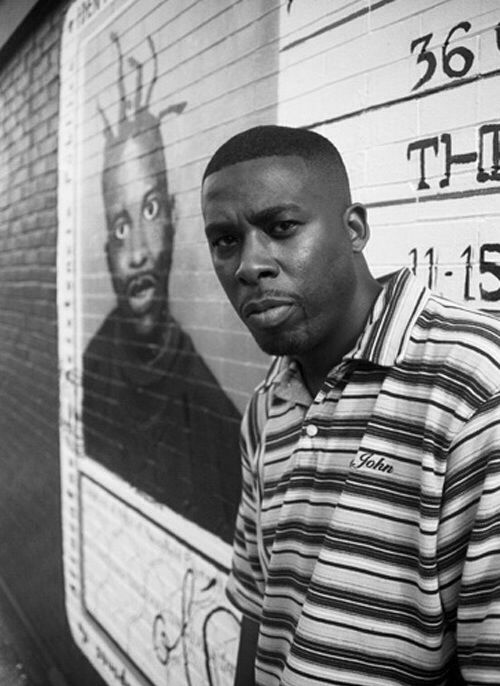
[
  {"x1": 440, "y1": 393, "x2": 500, "y2": 684},
  {"x1": 234, "y1": 615, "x2": 259, "y2": 686}
]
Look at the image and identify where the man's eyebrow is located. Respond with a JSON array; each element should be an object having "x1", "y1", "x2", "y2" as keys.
[
  {"x1": 249, "y1": 204, "x2": 302, "y2": 224},
  {"x1": 144, "y1": 182, "x2": 160, "y2": 194},
  {"x1": 109, "y1": 209, "x2": 129, "y2": 225},
  {"x1": 204, "y1": 219, "x2": 235, "y2": 236},
  {"x1": 204, "y1": 204, "x2": 303, "y2": 236}
]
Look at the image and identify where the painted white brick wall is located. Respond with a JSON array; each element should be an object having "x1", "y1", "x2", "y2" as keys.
[{"x1": 279, "y1": 0, "x2": 500, "y2": 308}]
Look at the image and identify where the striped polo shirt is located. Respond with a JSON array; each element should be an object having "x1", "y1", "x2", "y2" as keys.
[{"x1": 227, "y1": 268, "x2": 500, "y2": 685}]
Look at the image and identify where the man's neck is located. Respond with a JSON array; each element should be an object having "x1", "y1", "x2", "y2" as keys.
[
  {"x1": 297, "y1": 275, "x2": 382, "y2": 398},
  {"x1": 295, "y1": 347, "x2": 350, "y2": 400},
  {"x1": 120, "y1": 309, "x2": 172, "y2": 362}
]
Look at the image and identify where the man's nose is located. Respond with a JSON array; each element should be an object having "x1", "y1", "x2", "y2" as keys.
[
  {"x1": 235, "y1": 231, "x2": 279, "y2": 285},
  {"x1": 128, "y1": 225, "x2": 148, "y2": 268}
]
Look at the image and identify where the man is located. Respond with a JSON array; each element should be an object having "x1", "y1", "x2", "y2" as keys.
[
  {"x1": 201, "y1": 125, "x2": 500, "y2": 684},
  {"x1": 82, "y1": 35, "x2": 241, "y2": 543}
]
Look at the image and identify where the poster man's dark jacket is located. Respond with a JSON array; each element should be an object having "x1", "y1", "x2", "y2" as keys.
[{"x1": 82, "y1": 308, "x2": 241, "y2": 544}]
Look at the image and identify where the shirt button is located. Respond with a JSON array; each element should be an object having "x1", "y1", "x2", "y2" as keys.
[{"x1": 305, "y1": 424, "x2": 318, "y2": 437}]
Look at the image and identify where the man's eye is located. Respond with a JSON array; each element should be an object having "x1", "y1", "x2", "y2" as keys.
[
  {"x1": 212, "y1": 235, "x2": 237, "y2": 251},
  {"x1": 270, "y1": 221, "x2": 298, "y2": 236},
  {"x1": 143, "y1": 197, "x2": 160, "y2": 220},
  {"x1": 114, "y1": 222, "x2": 130, "y2": 240}
]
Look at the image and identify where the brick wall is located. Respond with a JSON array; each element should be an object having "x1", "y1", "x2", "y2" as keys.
[{"x1": 0, "y1": 2, "x2": 105, "y2": 683}]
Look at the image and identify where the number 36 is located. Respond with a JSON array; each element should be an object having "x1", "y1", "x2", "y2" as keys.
[{"x1": 411, "y1": 21, "x2": 474, "y2": 91}]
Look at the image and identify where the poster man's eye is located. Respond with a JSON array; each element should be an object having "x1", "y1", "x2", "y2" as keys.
[
  {"x1": 143, "y1": 197, "x2": 160, "y2": 220},
  {"x1": 114, "y1": 222, "x2": 130, "y2": 240}
]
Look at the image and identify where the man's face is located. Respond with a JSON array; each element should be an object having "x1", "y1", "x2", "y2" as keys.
[
  {"x1": 104, "y1": 137, "x2": 173, "y2": 338},
  {"x1": 202, "y1": 155, "x2": 366, "y2": 362}
]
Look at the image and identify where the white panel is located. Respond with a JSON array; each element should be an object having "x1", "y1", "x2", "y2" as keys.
[{"x1": 278, "y1": 0, "x2": 500, "y2": 311}]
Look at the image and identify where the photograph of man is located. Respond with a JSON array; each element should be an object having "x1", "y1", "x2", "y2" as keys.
[
  {"x1": 82, "y1": 35, "x2": 241, "y2": 544},
  {"x1": 201, "y1": 125, "x2": 500, "y2": 683}
]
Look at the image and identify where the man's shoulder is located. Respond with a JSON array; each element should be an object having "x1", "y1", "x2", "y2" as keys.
[
  {"x1": 421, "y1": 292, "x2": 500, "y2": 341},
  {"x1": 83, "y1": 309, "x2": 119, "y2": 365},
  {"x1": 170, "y1": 320, "x2": 242, "y2": 419},
  {"x1": 411, "y1": 293, "x2": 500, "y2": 391}
]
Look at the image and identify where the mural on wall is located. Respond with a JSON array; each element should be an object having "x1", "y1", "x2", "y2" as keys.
[
  {"x1": 57, "y1": 1, "x2": 279, "y2": 684},
  {"x1": 82, "y1": 31, "x2": 241, "y2": 544}
]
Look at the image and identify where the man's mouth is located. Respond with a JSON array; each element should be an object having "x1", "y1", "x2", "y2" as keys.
[
  {"x1": 241, "y1": 297, "x2": 296, "y2": 328},
  {"x1": 126, "y1": 274, "x2": 158, "y2": 312}
]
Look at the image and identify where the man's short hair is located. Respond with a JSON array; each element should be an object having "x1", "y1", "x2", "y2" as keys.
[{"x1": 202, "y1": 125, "x2": 350, "y2": 195}]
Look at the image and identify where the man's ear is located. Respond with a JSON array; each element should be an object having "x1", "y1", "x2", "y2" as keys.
[{"x1": 343, "y1": 203, "x2": 369, "y2": 253}]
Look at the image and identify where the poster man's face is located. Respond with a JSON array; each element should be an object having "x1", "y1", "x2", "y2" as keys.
[{"x1": 103, "y1": 136, "x2": 173, "y2": 338}]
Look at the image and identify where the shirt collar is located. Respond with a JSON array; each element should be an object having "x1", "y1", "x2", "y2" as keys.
[
  {"x1": 264, "y1": 268, "x2": 430, "y2": 403},
  {"x1": 345, "y1": 267, "x2": 430, "y2": 367}
]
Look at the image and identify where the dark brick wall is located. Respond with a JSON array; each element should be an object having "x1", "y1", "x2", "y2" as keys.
[{"x1": 0, "y1": 3, "x2": 105, "y2": 684}]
